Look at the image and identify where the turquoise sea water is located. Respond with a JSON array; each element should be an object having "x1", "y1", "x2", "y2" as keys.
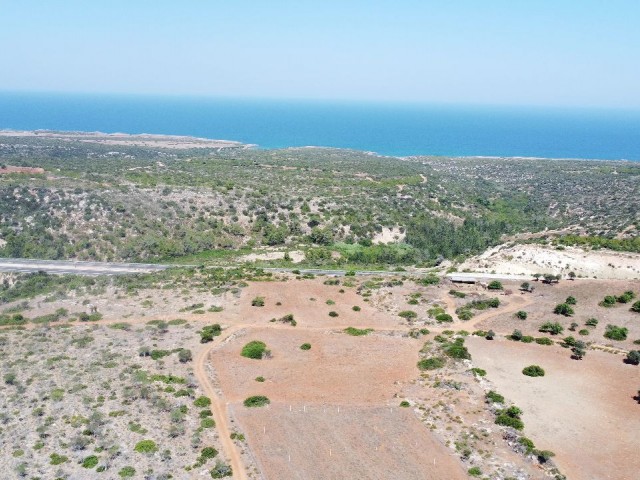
[{"x1": 0, "y1": 92, "x2": 639, "y2": 160}]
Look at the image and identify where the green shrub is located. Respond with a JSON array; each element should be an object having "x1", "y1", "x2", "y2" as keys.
[
  {"x1": 194, "y1": 396, "x2": 212, "y2": 408},
  {"x1": 210, "y1": 460, "x2": 233, "y2": 478},
  {"x1": 632, "y1": 300, "x2": 640, "y2": 313},
  {"x1": 486, "y1": 391, "x2": 504, "y2": 403},
  {"x1": 119, "y1": 466, "x2": 136, "y2": 478},
  {"x1": 81, "y1": 455, "x2": 99, "y2": 469},
  {"x1": 553, "y1": 303, "x2": 574, "y2": 316},
  {"x1": 539, "y1": 322, "x2": 563, "y2": 335},
  {"x1": 243, "y1": 396, "x2": 270, "y2": 408},
  {"x1": 241, "y1": 341, "x2": 268, "y2": 359},
  {"x1": 201, "y1": 418, "x2": 216, "y2": 428},
  {"x1": 255, "y1": 376, "x2": 265, "y2": 382},
  {"x1": 565, "y1": 296, "x2": 577, "y2": 305},
  {"x1": 604, "y1": 324, "x2": 628, "y2": 341},
  {"x1": 399, "y1": 400, "x2": 410, "y2": 407},
  {"x1": 398, "y1": 310, "x2": 417, "y2": 320},
  {"x1": 449, "y1": 289, "x2": 466, "y2": 298},
  {"x1": 468, "y1": 467, "x2": 482, "y2": 477},
  {"x1": 518, "y1": 436, "x2": 536, "y2": 454},
  {"x1": 487, "y1": 280, "x2": 503, "y2": 290},
  {"x1": 625, "y1": 350, "x2": 640, "y2": 365},
  {"x1": 50, "y1": 453, "x2": 69, "y2": 465},
  {"x1": 300, "y1": 343, "x2": 311, "y2": 350},
  {"x1": 444, "y1": 338, "x2": 471, "y2": 359},
  {"x1": 578, "y1": 329, "x2": 589, "y2": 336},
  {"x1": 200, "y1": 324, "x2": 222, "y2": 343},
  {"x1": 328, "y1": 311, "x2": 339, "y2": 317},
  {"x1": 616, "y1": 291, "x2": 635, "y2": 303},
  {"x1": 534, "y1": 449, "x2": 556, "y2": 463},
  {"x1": 435, "y1": 313, "x2": 453, "y2": 323},
  {"x1": 457, "y1": 309, "x2": 473, "y2": 321},
  {"x1": 419, "y1": 274, "x2": 440, "y2": 286},
  {"x1": 417, "y1": 357, "x2": 446, "y2": 370},
  {"x1": 251, "y1": 296, "x2": 265, "y2": 307},
  {"x1": 600, "y1": 295, "x2": 617, "y2": 307},
  {"x1": 585, "y1": 318, "x2": 599, "y2": 327},
  {"x1": 522, "y1": 365, "x2": 545, "y2": 377},
  {"x1": 201, "y1": 447, "x2": 218, "y2": 459},
  {"x1": 134, "y1": 440, "x2": 158, "y2": 454},
  {"x1": 521, "y1": 335, "x2": 534, "y2": 343},
  {"x1": 352, "y1": 305, "x2": 361, "y2": 311},
  {"x1": 344, "y1": 327, "x2": 373, "y2": 336},
  {"x1": 470, "y1": 367, "x2": 486, "y2": 377},
  {"x1": 511, "y1": 330, "x2": 523, "y2": 341},
  {"x1": 535, "y1": 337, "x2": 553, "y2": 345},
  {"x1": 150, "y1": 349, "x2": 171, "y2": 360},
  {"x1": 515, "y1": 310, "x2": 528, "y2": 320},
  {"x1": 495, "y1": 405, "x2": 524, "y2": 430}
]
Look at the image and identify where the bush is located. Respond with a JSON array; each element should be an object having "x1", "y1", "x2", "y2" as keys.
[
  {"x1": 565, "y1": 295, "x2": 577, "y2": 305},
  {"x1": 210, "y1": 460, "x2": 233, "y2": 478},
  {"x1": 522, "y1": 365, "x2": 545, "y2": 377},
  {"x1": 417, "y1": 357, "x2": 446, "y2": 370},
  {"x1": 352, "y1": 305, "x2": 361, "y2": 311},
  {"x1": 241, "y1": 341, "x2": 268, "y2": 359},
  {"x1": 578, "y1": 329, "x2": 589, "y2": 336},
  {"x1": 535, "y1": 337, "x2": 553, "y2": 345},
  {"x1": 495, "y1": 405, "x2": 524, "y2": 430},
  {"x1": 444, "y1": 338, "x2": 471, "y2": 359},
  {"x1": 457, "y1": 309, "x2": 473, "y2": 321},
  {"x1": 534, "y1": 449, "x2": 556, "y2": 463},
  {"x1": 243, "y1": 396, "x2": 270, "y2": 408},
  {"x1": 201, "y1": 418, "x2": 215, "y2": 428},
  {"x1": 134, "y1": 440, "x2": 158, "y2": 454},
  {"x1": 419, "y1": 274, "x2": 440, "y2": 286},
  {"x1": 470, "y1": 367, "x2": 486, "y2": 376},
  {"x1": 616, "y1": 291, "x2": 635, "y2": 304},
  {"x1": 625, "y1": 350, "x2": 640, "y2": 365},
  {"x1": 486, "y1": 391, "x2": 504, "y2": 403},
  {"x1": 515, "y1": 310, "x2": 528, "y2": 320},
  {"x1": 300, "y1": 343, "x2": 311, "y2": 350},
  {"x1": 604, "y1": 324, "x2": 628, "y2": 341},
  {"x1": 344, "y1": 327, "x2": 373, "y2": 336},
  {"x1": 468, "y1": 467, "x2": 482, "y2": 477},
  {"x1": 521, "y1": 335, "x2": 534, "y2": 343},
  {"x1": 398, "y1": 310, "x2": 417, "y2": 320},
  {"x1": 328, "y1": 311, "x2": 339, "y2": 317},
  {"x1": 601, "y1": 295, "x2": 617, "y2": 307},
  {"x1": 201, "y1": 447, "x2": 218, "y2": 459},
  {"x1": 200, "y1": 324, "x2": 222, "y2": 343},
  {"x1": 194, "y1": 396, "x2": 212, "y2": 408},
  {"x1": 518, "y1": 436, "x2": 536, "y2": 454},
  {"x1": 511, "y1": 329, "x2": 523, "y2": 341},
  {"x1": 435, "y1": 313, "x2": 453, "y2": 323},
  {"x1": 553, "y1": 303, "x2": 574, "y2": 316},
  {"x1": 485, "y1": 330, "x2": 495, "y2": 340},
  {"x1": 50, "y1": 453, "x2": 69, "y2": 465},
  {"x1": 539, "y1": 322, "x2": 563, "y2": 335},
  {"x1": 119, "y1": 466, "x2": 136, "y2": 478},
  {"x1": 487, "y1": 280, "x2": 503, "y2": 290},
  {"x1": 399, "y1": 400, "x2": 410, "y2": 407},
  {"x1": 255, "y1": 376, "x2": 265, "y2": 382},
  {"x1": 251, "y1": 296, "x2": 265, "y2": 307},
  {"x1": 81, "y1": 455, "x2": 99, "y2": 469},
  {"x1": 178, "y1": 349, "x2": 193, "y2": 363},
  {"x1": 632, "y1": 300, "x2": 640, "y2": 313},
  {"x1": 585, "y1": 317, "x2": 599, "y2": 327}
]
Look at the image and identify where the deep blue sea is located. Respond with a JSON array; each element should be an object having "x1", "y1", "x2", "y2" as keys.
[{"x1": 1, "y1": 92, "x2": 639, "y2": 160}]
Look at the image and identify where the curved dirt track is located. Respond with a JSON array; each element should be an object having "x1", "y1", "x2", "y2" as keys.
[{"x1": 194, "y1": 326, "x2": 249, "y2": 480}]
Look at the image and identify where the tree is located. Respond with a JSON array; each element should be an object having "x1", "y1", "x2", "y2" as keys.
[
  {"x1": 511, "y1": 329, "x2": 523, "y2": 341},
  {"x1": 487, "y1": 280, "x2": 503, "y2": 290},
  {"x1": 533, "y1": 273, "x2": 542, "y2": 281},
  {"x1": 539, "y1": 322, "x2": 563, "y2": 335},
  {"x1": 568, "y1": 271, "x2": 576, "y2": 280},
  {"x1": 486, "y1": 330, "x2": 495, "y2": 340},
  {"x1": 571, "y1": 341, "x2": 587, "y2": 360},
  {"x1": 520, "y1": 282, "x2": 530, "y2": 292},
  {"x1": 515, "y1": 310, "x2": 528, "y2": 320},
  {"x1": 604, "y1": 324, "x2": 628, "y2": 341}
]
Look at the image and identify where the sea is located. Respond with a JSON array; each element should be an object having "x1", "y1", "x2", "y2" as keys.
[{"x1": 1, "y1": 92, "x2": 639, "y2": 161}]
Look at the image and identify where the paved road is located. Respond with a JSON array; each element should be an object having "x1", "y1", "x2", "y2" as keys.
[{"x1": 0, "y1": 258, "x2": 171, "y2": 276}]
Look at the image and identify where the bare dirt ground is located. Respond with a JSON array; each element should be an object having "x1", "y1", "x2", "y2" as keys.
[
  {"x1": 459, "y1": 243, "x2": 640, "y2": 280},
  {"x1": 0, "y1": 165, "x2": 45, "y2": 174},
  {"x1": 234, "y1": 404, "x2": 465, "y2": 480},
  {"x1": 467, "y1": 337, "x2": 640, "y2": 480}
]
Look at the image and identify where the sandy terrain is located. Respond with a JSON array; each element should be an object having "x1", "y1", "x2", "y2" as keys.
[
  {"x1": 467, "y1": 337, "x2": 640, "y2": 480},
  {"x1": 239, "y1": 250, "x2": 305, "y2": 263},
  {"x1": 373, "y1": 226, "x2": 406, "y2": 244},
  {"x1": 0, "y1": 130, "x2": 246, "y2": 149},
  {"x1": 459, "y1": 243, "x2": 640, "y2": 280}
]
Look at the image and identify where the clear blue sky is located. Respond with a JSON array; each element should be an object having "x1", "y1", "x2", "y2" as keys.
[{"x1": 1, "y1": 0, "x2": 639, "y2": 107}]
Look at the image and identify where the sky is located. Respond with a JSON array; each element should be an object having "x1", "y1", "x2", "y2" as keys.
[{"x1": 1, "y1": 0, "x2": 639, "y2": 108}]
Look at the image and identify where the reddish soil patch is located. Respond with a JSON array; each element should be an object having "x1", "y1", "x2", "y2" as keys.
[
  {"x1": 467, "y1": 337, "x2": 640, "y2": 480},
  {"x1": 0, "y1": 165, "x2": 44, "y2": 174},
  {"x1": 211, "y1": 327, "x2": 419, "y2": 404},
  {"x1": 220, "y1": 279, "x2": 403, "y2": 330},
  {"x1": 233, "y1": 403, "x2": 466, "y2": 480}
]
